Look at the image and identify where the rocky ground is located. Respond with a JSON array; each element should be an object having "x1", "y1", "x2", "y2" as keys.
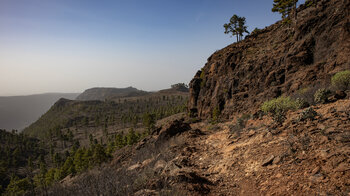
[
  {"x1": 121, "y1": 99, "x2": 350, "y2": 195},
  {"x1": 183, "y1": 99, "x2": 350, "y2": 195},
  {"x1": 54, "y1": 99, "x2": 349, "y2": 196}
]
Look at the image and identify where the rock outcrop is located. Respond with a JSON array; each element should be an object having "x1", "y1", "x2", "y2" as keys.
[{"x1": 189, "y1": 0, "x2": 350, "y2": 119}]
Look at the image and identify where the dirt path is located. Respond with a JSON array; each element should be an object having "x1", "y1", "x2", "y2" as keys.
[
  {"x1": 186, "y1": 124, "x2": 262, "y2": 195},
  {"x1": 184, "y1": 100, "x2": 350, "y2": 195}
]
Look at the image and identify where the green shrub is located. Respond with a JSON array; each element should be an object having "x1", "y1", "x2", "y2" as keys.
[
  {"x1": 261, "y1": 96, "x2": 298, "y2": 124},
  {"x1": 331, "y1": 70, "x2": 350, "y2": 91},
  {"x1": 314, "y1": 88, "x2": 332, "y2": 104},
  {"x1": 261, "y1": 96, "x2": 298, "y2": 115}
]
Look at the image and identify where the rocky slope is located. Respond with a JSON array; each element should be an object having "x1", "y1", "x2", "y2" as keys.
[
  {"x1": 188, "y1": 0, "x2": 350, "y2": 119},
  {"x1": 51, "y1": 99, "x2": 350, "y2": 195}
]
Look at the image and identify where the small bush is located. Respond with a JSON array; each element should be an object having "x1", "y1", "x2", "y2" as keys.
[
  {"x1": 314, "y1": 88, "x2": 332, "y2": 104},
  {"x1": 295, "y1": 98, "x2": 310, "y2": 109},
  {"x1": 297, "y1": 107, "x2": 318, "y2": 121},
  {"x1": 261, "y1": 96, "x2": 298, "y2": 124},
  {"x1": 331, "y1": 70, "x2": 350, "y2": 91},
  {"x1": 251, "y1": 28, "x2": 262, "y2": 35},
  {"x1": 261, "y1": 96, "x2": 298, "y2": 115}
]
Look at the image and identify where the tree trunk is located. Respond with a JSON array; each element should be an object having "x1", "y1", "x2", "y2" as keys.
[{"x1": 294, "y1": 2, "x2": 297, "y2": 21}]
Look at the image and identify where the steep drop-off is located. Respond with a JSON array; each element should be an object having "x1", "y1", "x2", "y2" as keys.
[{"x1": 189, "y1": 0, "x2": 350, "y2": 119}]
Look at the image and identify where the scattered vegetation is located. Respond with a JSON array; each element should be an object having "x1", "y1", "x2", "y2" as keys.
[
  {"x1": 0, "y1": 125, "x2": 149, "y2": 195},
  {"x1": 1, "y1": 87, "x2": 189, "y2": 194},
  {"x1": 0, "y1": 129, "x2": 45, "y2": 195},
  {"x1": 331, "y1": 70, "x2": 350, "y2": 91},
  {"x1": 24, "y1": 93, "x2": 188, "y2": 139}
]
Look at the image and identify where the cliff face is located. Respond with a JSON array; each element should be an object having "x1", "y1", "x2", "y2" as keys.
[{"x1": 189, "y1": 0, "x2": 350, "y2": 119}]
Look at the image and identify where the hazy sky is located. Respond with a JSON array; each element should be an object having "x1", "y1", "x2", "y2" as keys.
[{"x1": 0, "y1": 0, "x2": 304, "y2": 96}]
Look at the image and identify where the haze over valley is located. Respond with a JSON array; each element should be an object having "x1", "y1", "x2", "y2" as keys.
[{"x1": 0, "y1": 93, "x2": 79, "y2": 131}]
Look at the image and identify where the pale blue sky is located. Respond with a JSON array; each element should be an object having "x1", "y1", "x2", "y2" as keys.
[{"x1": 0, "y1": 0, "x2": 305, "y2": 96}]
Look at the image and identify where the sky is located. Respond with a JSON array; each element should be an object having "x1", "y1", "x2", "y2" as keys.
[{"x1": 0, "y1": 0, "x2": 304, "y2": 96}]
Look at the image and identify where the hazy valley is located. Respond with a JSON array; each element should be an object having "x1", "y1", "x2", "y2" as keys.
[{"x1": 0, "y1": 93, "x2": 79, "y2": 131}]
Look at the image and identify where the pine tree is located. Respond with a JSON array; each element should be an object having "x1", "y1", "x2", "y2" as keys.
[
  {"x1": 237, "y1": 17, "x2": 249, "y2": 41},
  {"x1": 115, "y1": 134, "x2": 125, "y2": 149},
  {"x1": 126, "y1": 128, "x2": 138, "y2": 145},
  {"x1": 224, "y1": 14, "x2": 249, "y2": 42},
  {"x1": 92, "y1": 144, "x2": 109, "y2": 164},
  {"x1": 272, "y1": 0, "x2": 298, "y2": 24},
  {"x1": 142, "y1": 113, "x2": 156, "y2": 134}
]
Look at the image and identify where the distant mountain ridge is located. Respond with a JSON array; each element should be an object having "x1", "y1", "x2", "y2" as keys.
[
  {"x1": 0, "y1": 93, "x2": 79, "y2": 131},
  {"x1": 76, "y1": 87, "x2": 149, "y2": 101},
  {"x1": 23, "y1": 86, "x2": 189, "y2": 139}
]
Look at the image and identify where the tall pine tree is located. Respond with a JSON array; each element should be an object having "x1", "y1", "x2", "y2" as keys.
[{"x1": 272, "y1": 0, "x2": 298, "y2": 24}]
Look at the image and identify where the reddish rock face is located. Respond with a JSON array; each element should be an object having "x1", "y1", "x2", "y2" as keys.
[{"x1": 189, "y1": 0, "x2": 350, "y2": 119}]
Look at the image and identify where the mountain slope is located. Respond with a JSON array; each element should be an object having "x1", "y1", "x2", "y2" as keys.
[
  {"x1": 76, "y1": 87, "x2": 148, "y2": 101},
  {"x1": 23, "y1": 89, "x2": 188, "y2": 139},
  {"x1": 0, "y1": 93, "x2": 79, "y2": 131},
  {"x1": 188, "y1": 0, "x2": 350, "y2": 118},
  {"x1": 49, "y1": 99, "x2": 350, "y2": 195}
]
